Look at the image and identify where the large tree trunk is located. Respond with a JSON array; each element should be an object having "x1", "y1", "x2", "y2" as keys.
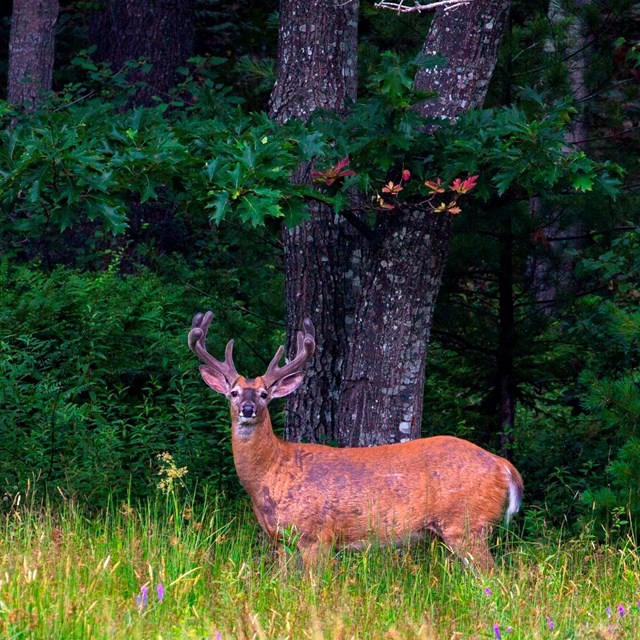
[
  {"x1": 7, "y1": 0, "x2": 59, "y2": 108},
  {"x1": 271, "y1": 0, "x2": 511, "y2": 446},
  {"x1": 337, "y1": 0, "x2": 512, "y2": 446},
  {"x1": 89, "y1": 0, "x2": 194, "y2": 105},
  {"x1": 270, "y1": 0, "x2": 360, "y2": 444}
]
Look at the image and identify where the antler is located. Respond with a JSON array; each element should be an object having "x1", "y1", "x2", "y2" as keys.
[
  {"x1": 261, "y1": 318, "x2": 315, "y2": 389},
  {"x1": 188, "y1": 311, "x2": 240, "y2": 384}
]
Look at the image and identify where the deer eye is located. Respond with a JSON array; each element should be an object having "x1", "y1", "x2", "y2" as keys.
[
  {"x1": 230, "y1": 390, "x2": 239, "y2": 398},
  {"x1": 260, "y1": 391, "x2": 268, "y2": 399}
]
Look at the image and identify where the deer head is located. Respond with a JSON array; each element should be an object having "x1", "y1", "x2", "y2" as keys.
[{"x1": 188, "y1": 311, "x2": 315, "y2": 430}]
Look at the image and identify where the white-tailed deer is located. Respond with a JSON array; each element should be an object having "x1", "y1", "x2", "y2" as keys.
[{"x1": 188, "y1": 311, "x2": 523, "y2": 571}]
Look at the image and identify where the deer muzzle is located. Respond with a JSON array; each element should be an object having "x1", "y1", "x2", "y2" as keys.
[{"x1": 241, "y1": 403, "x2": 256, "y2": 419}]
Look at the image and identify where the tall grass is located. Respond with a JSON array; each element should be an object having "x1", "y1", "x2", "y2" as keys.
[{"x1": 1, "y1": 487, "x2": 639, "y2": 639}]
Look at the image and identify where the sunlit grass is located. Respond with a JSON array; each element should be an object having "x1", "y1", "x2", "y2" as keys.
[{"x1": 1, "y1": 489, "x2": 639, "y2": 639}]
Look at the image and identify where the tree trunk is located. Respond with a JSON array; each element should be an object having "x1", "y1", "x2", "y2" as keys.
[
  {"x1": 528, "y1": 0, "x2": 591, "y2": 311},
  {"x1": 7, "y1": 0, "x2": 59, "y2": 108},
  {"x1": 271, "y1": 0, "x2": 511, "y2": 446},
  {"x1": 270, "y1": 0, "x2": 360, "y2": 444},
  {"x1": 414, "y1": 0, "x2": 511, "y2": 119},
  {"x1": 335, "y1": 208, "x2": 454, "y2": 445},
  {"x1": 89, "y1": 0, "x2": 194, "y2": 105},
  {"x1": 497, "y1": 207, "x2": 516, "y2": 456}
]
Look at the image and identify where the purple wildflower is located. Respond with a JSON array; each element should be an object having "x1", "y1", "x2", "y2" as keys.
[
  {"x1": 157, "y1": 582, "x2": 165, "y2": 603},
  {"x1": 493, "y1": 623, "x2": 501, "y2": 640},
  {"x1": 485, "y1": 587, "x2": 492, "y2": 596},
  {"x1": 215, "y1": 633, "x2": 223, "y2": 640},
  {"x1": 506, "y1": 627, "x2": 513, "y2": 633},
  {"x1": 546, "y1": 616, "x2": 555, "y2": 631},
  {"x1": 618, "y1": 604, "x2": 625, "y2": 618},
  {"x1": 605, "y1": 606, "x2": 612, "y2": 618},
  {"x1": 136, "y1": 584, "x2": 149, "y2": 610}
]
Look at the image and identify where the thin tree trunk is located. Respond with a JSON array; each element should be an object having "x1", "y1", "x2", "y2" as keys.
[
  {"x1": 529, "y1": 0, "x2": 591, "y2": 310},
  {"x1": 497, "y1": 207, "x2": 516, "y2": 456},
  {"x1": 7, "y1": 0, "x2": 59, "y2": 108}
]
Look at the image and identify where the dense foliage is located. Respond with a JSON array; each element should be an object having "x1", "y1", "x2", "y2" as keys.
[{"x1": 0, "y1": 253, "x2": 289, "y2": 506}]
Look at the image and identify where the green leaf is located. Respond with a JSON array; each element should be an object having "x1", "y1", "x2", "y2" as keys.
[
  {"x1": 298, "y1": 131, "x2": 328, "y2": 160},
  {"x1": 237, "y1": 193, "x2": 282, "y2": 226},
  {"x1": 95, "y1": 201, "x2": 128, "y2": 234},
  {"x1": 206, "y1": 191, "x2": 231, "y2": 223},
  {"x1": 593, "y1": 173, "x2": 622, "y2": 200},
  {"x1": 572, "y1": 173, "x2": 595, "y2": 192},
  {"x1": 206, "y1": 158, "x2": 222, "y2": 181}
]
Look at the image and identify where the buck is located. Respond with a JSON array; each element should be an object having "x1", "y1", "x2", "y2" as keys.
[{"x1": 188, "y1": 311, "x2": 523, "y2": 571}]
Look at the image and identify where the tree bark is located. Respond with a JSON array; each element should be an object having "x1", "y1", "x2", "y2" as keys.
[
  {"x1": 89, "y1": 0, "x2": 194, "y2": 105},
  {"x1": 497, "y1": 207, "x2": 516, "y2": 456},
  {"x1": 335, "y1": 209, "x2": 454, "y2": 445},
  {"x1": 271, "y1": 0, "x2": 511, "y2": 446},
  {"x1": 414, "y1": 0, "x2": 511, "y2": 119},
  {"x1": 528, "y1": 0, "x2": 591, "y2": 311},
  {"x1": 7, "y1": 0, "x2": 59, "y2": 108},
  {"x1": 270, "y1": 0, "x2": 360, "y2": 444}
]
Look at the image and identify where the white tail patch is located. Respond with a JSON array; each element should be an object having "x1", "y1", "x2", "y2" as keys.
[{"x1": 503, "y1": 464, "x2": 523, "y2": 526}]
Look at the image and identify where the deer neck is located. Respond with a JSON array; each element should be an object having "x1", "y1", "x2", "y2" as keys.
[{"x1": 231, "y1": 410, "x2": 282, "y2": 496}]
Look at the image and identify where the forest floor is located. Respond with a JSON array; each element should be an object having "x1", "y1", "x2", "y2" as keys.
[{"x1": 0, "y1": 492, "x2": 637, "y2": 639}]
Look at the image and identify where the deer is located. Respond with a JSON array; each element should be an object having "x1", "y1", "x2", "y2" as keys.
[{"x1": 188, "y1": 311, "x2": 523, "y2": 571}]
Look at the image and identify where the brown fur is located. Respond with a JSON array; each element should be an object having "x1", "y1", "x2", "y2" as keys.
[{"x1": 207, "y1": 374, "x2": 523, "y2": 571}]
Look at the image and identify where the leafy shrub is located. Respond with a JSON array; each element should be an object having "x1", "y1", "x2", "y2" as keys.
[{"x1": 0, "y1": 259, "x2": 285, "y2": 508}]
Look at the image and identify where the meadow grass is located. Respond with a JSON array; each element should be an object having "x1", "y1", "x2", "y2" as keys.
[{"x1": 0, "y1": 489, "x2": 639, "y2": 639}]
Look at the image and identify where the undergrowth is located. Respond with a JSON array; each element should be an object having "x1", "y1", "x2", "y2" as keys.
[{"x1": 1, "y1": 487, "x2": 639, "y2": 639}]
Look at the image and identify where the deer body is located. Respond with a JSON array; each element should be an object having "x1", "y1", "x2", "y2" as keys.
[{"x1": 189, "y1": 312, "x2": 523, "y2": 571}]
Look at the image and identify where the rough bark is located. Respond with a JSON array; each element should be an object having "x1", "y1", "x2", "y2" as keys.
[
  {"x1": 335, "y1": 209, "x2": 453, "y2": 445},
  {"x1": 7, "y1": 0, "x2": 59, "y2": 108},
  {"x1": 281, "y1": 200, "x2": 363, "y2": 444},
  {"x1": 272, "y1": 0, "x2": 511, "y2": 445},
  {"x1": 338, "y1": 0, "x2": 512, "y2": 445},
  {"x1": 270, "y1": 0, "x2": 360, "y2": 444},
  {"x1": 269, "y1": 0, "x2": 359, "y2": 121},
  {"x1": 415, "y1": 0, "x2": 511, "y2": 119},
  {"x1": 89, "y1": 0, "x2": 194, "y2": 105}
]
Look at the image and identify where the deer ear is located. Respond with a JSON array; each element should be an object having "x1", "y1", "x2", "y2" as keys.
[
  {"x1": 199, "y1": 365, "x2": 230, "y2": 395},
  {"x1": 269, "y1": 372, "x2": 306, "y2": 399}
]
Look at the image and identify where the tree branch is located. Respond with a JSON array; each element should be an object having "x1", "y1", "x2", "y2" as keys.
[
  {"x1": 374, "y1": 0, "x2": 472, "y2": 13},
  {"x1": 338, "y1": 208, "x2": 378, "y2": 242}
]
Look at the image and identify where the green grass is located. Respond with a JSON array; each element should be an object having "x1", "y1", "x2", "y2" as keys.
[{"x1": 0, "y1": 490, "x2": 639, "y2": 639}]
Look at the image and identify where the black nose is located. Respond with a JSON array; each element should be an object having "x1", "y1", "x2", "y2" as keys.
[{"x1": 241, "y1": 404, "x2": 255, "y2": 418}]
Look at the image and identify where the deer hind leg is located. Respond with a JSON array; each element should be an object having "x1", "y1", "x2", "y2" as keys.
[
  {"x1": 297, "y1": 539, "x2": 334, "y2": 573},
  {"x1": 439, "y1": 525, "x2": 494, "y2": 573}
]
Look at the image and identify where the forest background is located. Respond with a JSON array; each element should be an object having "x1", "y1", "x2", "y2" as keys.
[{"x1": 0, "y1": 0, "x2": 639, "y2": 546}]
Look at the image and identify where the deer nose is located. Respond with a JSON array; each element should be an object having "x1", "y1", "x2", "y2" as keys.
[{"x1": 241, "y1": 404, "x2": 256, "y2": 418}]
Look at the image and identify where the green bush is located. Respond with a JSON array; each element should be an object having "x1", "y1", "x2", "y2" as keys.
[{"x1": 0, "y1": 260, "x2": 250, "y2": 507}]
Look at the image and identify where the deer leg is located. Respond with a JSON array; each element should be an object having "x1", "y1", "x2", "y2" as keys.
[
  {"x1": 298, "y1": 540, "x2": 333, "y2": 573},
  {"x1": 439, "y1": 526, "x2": 494, "y2": 573}
]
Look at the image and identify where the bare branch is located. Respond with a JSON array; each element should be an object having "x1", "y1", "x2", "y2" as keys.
[{"x1": 374, "y1": 0, "x2": 472, "y2": 13}]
